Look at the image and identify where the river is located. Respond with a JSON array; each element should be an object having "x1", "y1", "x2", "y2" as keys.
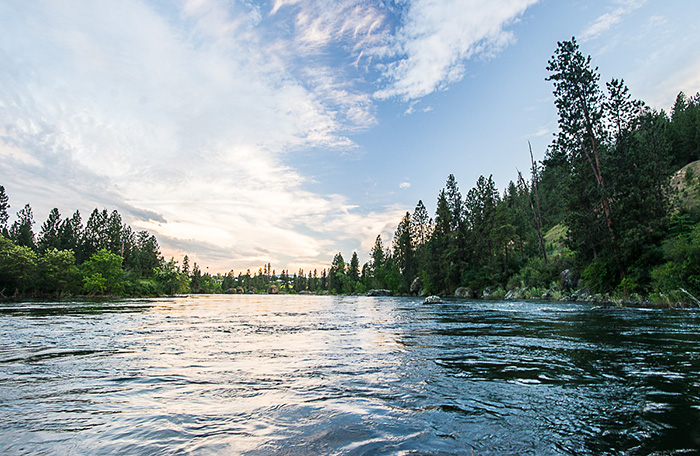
[{"x1": 1, "y1": 295, "x2": 699, "y2": 455}]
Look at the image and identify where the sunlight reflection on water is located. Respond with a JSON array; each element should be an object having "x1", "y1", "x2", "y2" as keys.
[{"x1": 1, "y1": 295, "x2": 700, "y2": 455}]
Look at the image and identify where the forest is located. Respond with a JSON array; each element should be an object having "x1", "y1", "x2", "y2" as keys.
[{"x1": 2, "y1": 38, "x2": 700, "y2": 305}]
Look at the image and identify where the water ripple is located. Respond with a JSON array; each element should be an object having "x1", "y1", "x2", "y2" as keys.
[{"x1": 2, "y1": 296, "x2": 700, "y2": 455}]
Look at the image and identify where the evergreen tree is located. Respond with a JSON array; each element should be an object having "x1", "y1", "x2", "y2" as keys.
[
  {"x1": 58, "y1": 210, "x2": 83, "y2": 256},
  {"x1": 369, "y1": 235, "x2": 385, "y2": 289},
  {"x1": 464, "y1": 175, "x2": 500, "y2": 288},
  {"x1": 546, "y1": 37, "x2": 619, "y2": 275},
  {"x1": 9, "y1": 204, "x2": 36, "y2": 250},
  {"x1": 392, "y1": 212, "x2": 415, "y2": 292},
  {"x1": 82, "y1": 209, "x2": 108, "y2": 260},
  {"x1": 0, "y1": 185, "x2": 9, "y2": 237},
  {"x1": 38, "y1": 208, "x2": 62, "y2": 253},
  {"x1": 411, "y1": 200, "x2": 431, "y2": 248},
  {"x1": 329, "y1": 253, "x2": 345, "y2": 293},
  {"x1": 348, "y1": 252, "x2": 360, "y2": 283}
]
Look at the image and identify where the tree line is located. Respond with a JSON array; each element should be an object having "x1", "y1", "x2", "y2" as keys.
[
  {"x1": 3, "y1": 37, "x2": 700, "y2": 303},
  {"x1": 341, "y1": 37, "x2": 700, "y2": 304}
]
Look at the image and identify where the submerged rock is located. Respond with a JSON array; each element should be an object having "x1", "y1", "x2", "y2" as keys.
[
  {"x1": 424, "y1": 295, "x2": 443, "y2": 304},
  {"x1": 367, "y1": 289, "x2": 393, "y2": 297}
]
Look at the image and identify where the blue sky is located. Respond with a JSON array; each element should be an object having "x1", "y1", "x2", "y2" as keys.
[{"x1": 1, "y1": 0, "x2": 699, "y2": 274}]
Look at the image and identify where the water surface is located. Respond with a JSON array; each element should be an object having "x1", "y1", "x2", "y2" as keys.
[{"x1": 1, "y1": 295, "x2": 699, "y2": 455}]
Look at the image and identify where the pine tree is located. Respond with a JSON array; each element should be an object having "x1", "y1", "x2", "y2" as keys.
[
  {"x1": 38, "y1": 208, "x2": 62, "y2": 253},
  {"x1": 0, "y1": 185, "x2": 9, "y2": 237},
  {"x1": 546, "y1": 37, "x2": 619, "y2": 275},
  {"x1": 10, "y1": 204, "x2": 36, "y2": 250},
  {"x1": 392, "y1": 212, "x2": 415, "y2": 292}
]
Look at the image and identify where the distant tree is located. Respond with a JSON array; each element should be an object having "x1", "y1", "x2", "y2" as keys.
[
  {"x1": 369, "y1": 235, "x2": 386, "y2": 289},
  {"x1": 392, "y1": 212, "x2": 415, "y2": 292},
  {"x1": 0, "y1": 235, "x2": 38, "y2": 295},
  {"x1": 9, "y1": 204, "x2": 36, "y2": 250},
  {"x1": 182, "y1": 255, "x2": 190, "y2": 276},
  {"x1": 154, "y1": 259, "x2": 185, "y2": 295},
  {"x1": 81, "y1": 209, "x2": 108, "y2": 260},
  {"x1": 38, "y1": 208, "x2": 62, "y2": 253},
  {"x1": 411, "y1": 199, "x2": 431, "y2": 248},
  {"x1": 38, "y1": 248, "x2": 80, "y2": 295},
  {"x1": 329, "y1": 252, "x2": 346, "y2": 293},
  {"x1": 668, "y1": 91, "x2": 700, "y2": 167},
  {"x1": 136, "y1": 231, "x2": 161, "y2": 278},
  {"x1": 81, "y1": 249, "x2": 125, "y2": 295},
  {"x1": 348, "y1": 252, "x2": 360, "y2": 283},
  {"x1": 464, "y1": 175, "x2": 500, "y2": 288},
  {"x1": 0, "y1": 185, "x2": 9, "y2": 237},
  {"x1": 58, "y1": 210, "x2": 83, "y2": 256}
]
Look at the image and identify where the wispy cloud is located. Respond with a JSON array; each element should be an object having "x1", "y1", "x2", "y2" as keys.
[
  {"x1": 373, "y1": 0, "x2": 539, "y2": 101},
  {"x1": 0, "y1": 0, "x2": 540, "y2": 272},
  {"x1": 580, "y1": 0, "x2": 647, "y2": 42}
]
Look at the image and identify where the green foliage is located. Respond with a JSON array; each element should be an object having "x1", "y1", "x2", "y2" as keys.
[
  {"x1": 9, "y1": 204, "x2": 36, "y2": 250},
  {"x1": 581, "y1": 260, "x2": 617, "y2": 293},
  {"x1": 81, "y1": 249, "x2": 126, "y2": 296},
  {"x1": 38, "y1": 248, "x2": 80, "y2": 295},
  {"x1": 0, "y1": 235, "x2": 38, "y2": 295}
]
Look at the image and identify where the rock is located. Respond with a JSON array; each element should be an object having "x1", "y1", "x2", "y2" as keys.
[
  {"x1": 367, "y1": 289, "x2": 393, "y2": 297},
  {"x1": 410, "y1": 277, "x2": 422, "y2": 295},
  {"x1": 560, "y1": 269, "x2": 575, "y2": 291},
  {"x1": 298, "y1": 290, "x2": 310, "y2": 295},
  {"x1": 225, "y1": 288, "x2": 237, "y2": 294},
  {"x1": 424, "y1": 295, "x2": 443, "y2": 304},
  {"x1": 236, "y1": 286, "x2": 244, "y2": 294},
  {"x1": 246, "y1": 287, "x2": 256, "y2": 294},
  {"x1": 505, "y1": 289, "x2": 517, "y2": 300},
  {"x1": 542, "y1": 290, "x2": 552, "y2": 300},
  {"x1": 481, "y1": 288, "x2": 492, "y2": 299},
  {"x1": 454, "y1": 287, "x2": 472, "y2": 298},
  {"x1": 267, "y1": 285, "x2": 279, "y2": 294}
]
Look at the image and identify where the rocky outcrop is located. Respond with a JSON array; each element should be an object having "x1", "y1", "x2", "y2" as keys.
[
  {"x1": 367, "y1": 289, "x2": 393, "y2": 297},
  {"x1": 424, "y1": 295, "x2": 443, "y2": 304}
]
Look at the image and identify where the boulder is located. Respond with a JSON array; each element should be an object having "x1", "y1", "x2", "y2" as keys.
[
  {"x1": 367, "y1": 289, "x2": 393, "y2": 297},
  {"x1": 454, "y1": 287, "x2": 473, "y2": 298},
  {"x1": 481, "y1": 287, "x2": 492, "y2": 299},
  {"x1": 424, "y1": 295, "x2": 443, "y2": 304},
  {"x1": 505, "y1": 289, "x2": 517, "y2": 300},
  {"x1": 267, "y1": 285, "x2": 279, "y2": 294},
  {"x1": 410, "y1": 277, "x2": 422, "y2": 295},
  {"x1": 225, "y1": 288, "x2": 237, "y2": 294},
  {"x1": 560, "y1": 269, "x2": 575, "y2": 291},
  {"x1": 236, "y1": 286, "x2": 244, "y2": 294}
]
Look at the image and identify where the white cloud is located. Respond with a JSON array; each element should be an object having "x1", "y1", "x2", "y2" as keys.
[
  {"x1": 373, "y1": 0, "x2": 539, "y2": 101},
  {"x1": 0, "y1": 0, "x2": 392, "y2": 273},
  {"x1": 0, "y1": 0, "x2": 543, "y2": 273},
  {"x1": 399, "y1": 181, "x2": 411, "y2": 189},
  {"x1": 580, "y1": 0, "x2": 647, "y2": 42}
]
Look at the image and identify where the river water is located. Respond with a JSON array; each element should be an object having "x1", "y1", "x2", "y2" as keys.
[{"x1": 1, "y1": 295, "x2": 699, "y2": 455}]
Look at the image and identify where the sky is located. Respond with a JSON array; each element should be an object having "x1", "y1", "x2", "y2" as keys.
[{"x1": 1, "y1": 0, "x2": 699, "y2": 275}]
